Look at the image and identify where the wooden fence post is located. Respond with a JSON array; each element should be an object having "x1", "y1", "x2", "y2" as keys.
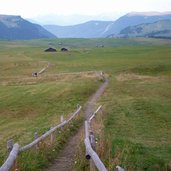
[
  {"x1": 77, "y1": 104, "x2": 80, "y2": 109},
  {"x1": 7, "y1": 139, "x2": 14, "y2": 154},
  {"x1": 60, "y1": 115, "x2": 64, "y2": 131},
  {"x1": 60, "y1": 115, "x2": 64, "y2": 123},
  {"x1": 34, "y1": 132, "x2": 39, "y2": 149},
  {"x1": 100, "y1": 71, "x2": 105, "y2": 81},
  {"x1": 50, "y1": 127, "x2": 55, "y2": 145}
]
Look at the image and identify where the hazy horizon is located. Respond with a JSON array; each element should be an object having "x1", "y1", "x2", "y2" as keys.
[
  {"x1": 0, "y1": 0, "x2": 171, "y2": 25},
  {"x1": 29, "y1": 13, "x2": 124, "y2": 26}
]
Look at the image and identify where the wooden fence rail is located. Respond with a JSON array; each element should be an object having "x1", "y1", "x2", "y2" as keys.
[
  {"x1": 20, "y1": 121, "x2": 66, "y2": 152},
  {"x1": 84, "y1": 106, "x2": 108, "y2": 171},
  {"x1": 89, "y1": 105, "x2": 102, "y2": 122},
  {"x1": 38, "y1": 62, "x2": 50, "y2": 75},
  {"x1": 0, "y1": 105, "x2": 82, "y2": 171},
  {"x1": 0, "y1": 144, "x2": 19, "y2": 171},
  {"x1": 32, "y1": 62, "x2": 50, "y2": 77},
  {"x1": 20, "y1": 105, "x2": 82, "y2": 152},
  {"x1": 1, "y1": 70, "x2": 107, "y2": 171}
]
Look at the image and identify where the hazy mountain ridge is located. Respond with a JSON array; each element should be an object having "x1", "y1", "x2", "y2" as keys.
[
  {"x1": 44, "y1": 12, "x2": 171, "y2": 38},
  {"x1": 44, "y1": 21, "x2": 113, "y2": 38},
  {"x1": 105, "y1": 12, "x2": 171, "y2": 37},
  {"x1": 0, "y1": 15, "x2": 56, "y2": 40},
  {"x1": 120, "y1": 19, "x2": 171, "y2": 38},
  {"x1": 30, "y1": 14, "x2": 119, "y2": 26},
  {"x1": 1, "y1": 12, "x2": 171, "y2": 39}
]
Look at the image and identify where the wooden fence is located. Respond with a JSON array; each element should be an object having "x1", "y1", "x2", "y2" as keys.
[
  {"x1": 0, "y1": 71, "x2": 110, "y2": 171},
  {"x1": 84, "y1": 105, "x2": 108, "y2": 171},
  {"x1": 0, "y1": 144, "x2": 19, "y2": 171},
  {"x1": 32, "y1": 62, "x2": 50, "y2": 77},
  {"x1": 0, "y1": 105, "x2": 82, "y2": 171},
  {"x1": 38, "y1": 62, "x2": 50, "y2": 75}
]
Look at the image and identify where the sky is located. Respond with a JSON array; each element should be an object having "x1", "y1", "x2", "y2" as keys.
[{"x1": 0, "y1": 0, "x2": 171, "y2": 25}]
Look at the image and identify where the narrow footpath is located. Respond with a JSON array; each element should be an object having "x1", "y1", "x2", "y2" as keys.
[{"x1": 44, "y1": 79, "x2": 108, "y2": 171}]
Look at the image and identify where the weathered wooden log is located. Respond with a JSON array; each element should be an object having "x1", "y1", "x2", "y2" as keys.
[
  {"x1": 0, "y1": 105, "x2": 82, "y2": 171},
  {"x1": 20, "y1": 121, "x2": 67, "y2": 152},
  {"x1": 89, "y1": 132, "x2": 96, "y2": 171},
  {"x1": 85, "y1": 121, "x2": 91, "y2": 159},
  {"x1": 84, "y1": 138, "x2": 107, "y2": 171},
  {"x1": 89, "y1": 105, "x2": 102, "y2": 122},
  {"x1": 0, "y1": 144, "x2": 19, "y2": 171},
  {"x1": 85, "y1": 120, "x2": 90, "y2": 138},
  {"x1": 84, "y1": 121, "x2": 107, "y2": 171},
  {"x1": 38, "y1": 67, "x2": 46, "y2": 74},
  {"x1": 66, "y1": 106, "x2": 82, "y2": 123},
  {"x1": 38, "y1": 63, "x2": 50, "y2": 75},
  {"x1": 89, "y1": 132, "x2": 96, "y2": 151}
]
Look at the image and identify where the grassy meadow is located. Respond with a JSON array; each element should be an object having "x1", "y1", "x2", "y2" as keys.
[{"x1": 0, "y1": 38, "x2": 171, "y2": 170}]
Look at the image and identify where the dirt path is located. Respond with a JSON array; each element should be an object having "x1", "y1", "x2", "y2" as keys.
[{"x1": 44, "y1": 79, "x2": 108, "y2": 171}]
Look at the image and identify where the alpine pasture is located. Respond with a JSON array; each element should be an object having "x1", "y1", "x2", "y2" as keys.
[{"x1": 0, "y1": 38, "x2": 171, "y2": 171}]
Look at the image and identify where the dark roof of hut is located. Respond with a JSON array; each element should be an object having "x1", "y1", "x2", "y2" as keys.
[
  {"x1": 44, "y1": 47, "x2": 57, "y2": 52},
  {"x1": 61, "y1": 47, "x2": 68, "y2": 51}
]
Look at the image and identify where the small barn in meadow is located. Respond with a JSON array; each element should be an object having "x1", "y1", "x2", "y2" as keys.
[
  {"x1": 44, "y1": 47, "x2": 57, "y2": 52},
  {"x1": 61, "y1": 47, "x2": 68, "y2": 52}
]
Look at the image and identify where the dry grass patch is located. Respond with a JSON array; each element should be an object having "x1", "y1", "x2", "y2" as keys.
[
  {"x1": 0, "y1": 71, "x2": 103, "y2": 86},
  {"x1": 116, "y1": 73, "x2": 158, "y2": 82}
]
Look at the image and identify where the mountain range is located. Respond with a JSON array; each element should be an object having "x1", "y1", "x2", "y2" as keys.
[
  {"x1": 1, "y1": 12, "x2": 171, "y2": 40},
  {"x1": 44, "y1": 21, "x2": 113, "y2": 38},
  {"x1": 0, "y1": 15, "x2": 55, "y2": 40},
  {"x1": 44, "y1": 12, "x2": 171, "y2": 38}
]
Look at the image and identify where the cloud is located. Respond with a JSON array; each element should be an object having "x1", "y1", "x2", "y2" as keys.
[{"x1": 0, "y1": 0, "x2": 170, "y2": 17}]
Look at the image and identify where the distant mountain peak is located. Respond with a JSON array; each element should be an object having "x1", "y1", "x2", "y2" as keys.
[
  {"x1": 0, "y1": 14, "x2": 22, "y2": 28},
  {"x1": 0, "y1": 14, "x2": 56, "y2": 40},
  {"x1": 127, "y1": 11, "x2": 171, "y2": 17},
  {"x1": 0, "y1": 14, "x2": 21, "y2": 18}
]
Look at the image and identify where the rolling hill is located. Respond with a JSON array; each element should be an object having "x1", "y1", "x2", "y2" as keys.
[
  {"x1": 0, "y1": 15, "x2": 56, "y2": 40},
  {"x1": 120, "y1": 20, "x2": 171, "y2": 39}
]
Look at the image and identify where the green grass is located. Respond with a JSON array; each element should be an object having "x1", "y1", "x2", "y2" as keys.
[
  {"x1": 0, "y1": 79, "x2": 100, "y2": 167},
  {"x1": 100, "y1": 75, "x2": 171, "y2": 170},
  {"x1": 0, "y1": 39, "x2": 101, "y2": 169},
  {"x1": 0, "y1": 38, "x2": 171, "y2": 170}
]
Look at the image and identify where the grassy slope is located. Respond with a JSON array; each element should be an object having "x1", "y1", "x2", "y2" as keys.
[
  {"x1": 0, "y1": 40, "x2": 101, "y2": 168},
  {"x1": 101, "y1": 75, "x2": 171, "y2": 170},
  {"x1": 0, "y1": 38, "x2": 171, "y2": 170},
  {"x1": 98, "y1": 46, "x2": 171, "y2": 170}
]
